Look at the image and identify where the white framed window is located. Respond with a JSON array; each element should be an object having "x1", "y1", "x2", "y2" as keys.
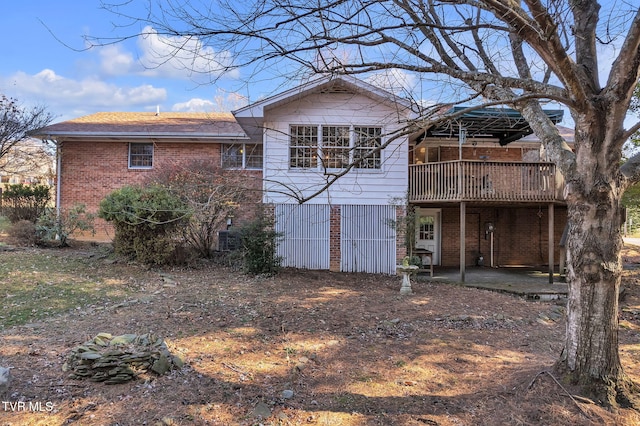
[
  {"x1": 418, "y1": 216, "x2": 435, "y2": 240},
  {"x1": 354, "y1": 127, "x2": 382, "y2": 169},
  {"x1": 321, "y1": 126, "x2": 350, "y2": 169},
  {"x1": 129, "y1": 143, "x2": 153, "y2": 169},
  {"x1": 289, "y1": 125, "x2": 383, "y2": 170},
  {"x1": 221, "y1": 143, "x2": 263, "y2": 169},
  {"x1": 290, "y1": 125, "x2": 318, "y2": 168}
]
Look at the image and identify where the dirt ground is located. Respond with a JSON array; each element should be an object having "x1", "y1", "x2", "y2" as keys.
[{"x1": 1, "y1": 243, "x2": 640, "y2": 425}]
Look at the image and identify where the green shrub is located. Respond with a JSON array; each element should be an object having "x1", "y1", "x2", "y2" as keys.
[
  {"x1": 98, "y1": 185, "x2": 190, "y2": 265},
  {"x1": 36, "y1": 204, "x2": 96, "y2": 247},
  {"x1": 1, "y1": 184, "x2": 51, "y2": 222},
  {"x1": 235, "y1": 214, "x2": 282, "y2": 276}
]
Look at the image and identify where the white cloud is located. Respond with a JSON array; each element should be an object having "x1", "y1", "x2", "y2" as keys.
[
  {"x1": 172, "y1": 90, "x2": 248, "y2": 112},
  {"x1": 1, "y1": 69, "x2": 167, "y2": 119},
  {"x1": 99, "y1": 45, "x2": 135, "y2": 76},
  {"x1": 133, "y1": 26, "x2": 240, "y2": 81},
  {"x1": 172, "y1": 98, "x2": 216, "y2": 112},
  {"x1": 94, "y1": 26, "x2": 240, "y2": 82},
  {"x1": 366, "y1": 69, "x2": 418, "y2": 97}
]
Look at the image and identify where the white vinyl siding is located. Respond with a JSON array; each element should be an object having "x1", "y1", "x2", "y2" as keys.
[{"x1": 265, "y1": 92, "x2": 408, "y2": 205}]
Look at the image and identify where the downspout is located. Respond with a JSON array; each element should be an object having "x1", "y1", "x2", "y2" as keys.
[
  {"x1": 47, "y1": 137, "x2": 61, "y2": 218},
  {"x1": 56, "y1": 140, "x2": 61, "y2": 218}
]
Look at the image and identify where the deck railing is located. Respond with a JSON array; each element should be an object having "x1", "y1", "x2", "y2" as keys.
[{"x1": 409, "y1": 160, "x2": 565, "y2": 203}]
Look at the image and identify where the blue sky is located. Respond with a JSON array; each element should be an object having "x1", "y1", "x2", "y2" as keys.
[
  {"x1": 0, "y1": 1, "x2": 259, "y2": 123},
  {"x1": 0, "y1": 0, "x2": 634, "y2": 129}
]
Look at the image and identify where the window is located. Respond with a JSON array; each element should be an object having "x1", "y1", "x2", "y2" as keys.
[
  {"x1": 129, "y1": 143, "x2": 153, "y2": 168},
  {"x1": 222, "y1": 144, "x2": 242, "y2": 168},
  {"x1": 221, "y1": 143, "x2": 263, "y2": 169},
  {"x1": 289, "y1": 125, "x2": 383, "y2": 170},
  {"x1": 418, "y1": 216, "x2": 435, "y2": 240},
  {"x1": 290, "y1": 125, "x2": 318, "y2": 168},
  {"x1": 321, "y1": 126, "x2": 350, "y2": 168},
  {"x1": 245, "y1": 144, "x2": 263, "y2": 169},
  {"x1": 354, "y1": 127, "x2": 382, "y2": 169}
]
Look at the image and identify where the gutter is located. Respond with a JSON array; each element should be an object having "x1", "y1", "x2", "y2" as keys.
[{"x1": 41, "y1": 132, "x2": 249, "y2": 140}]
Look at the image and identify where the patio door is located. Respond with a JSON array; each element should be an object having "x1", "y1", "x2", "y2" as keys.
[{"x1": 415, "y1": 208, "x2": 441, "y2": 265}]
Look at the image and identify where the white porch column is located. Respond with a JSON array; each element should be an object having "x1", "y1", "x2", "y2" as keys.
[{"x1": 548, "y1": 203, "x2": 554, "y2": 284}]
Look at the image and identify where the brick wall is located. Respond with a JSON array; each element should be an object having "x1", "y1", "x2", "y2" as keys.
[
  {"x1": 439, "y1": 205, "x2": 567, "y2": 267},
  {"x1": 395, "y1": 205, "x2": 407, "y2": 264},
  {"x1": 60, "y1": 141, "x2": 263, "y2": 241},
  {"x1": 329, "y1": 205, "x2": 341, "y2": 272},
  {"x1": 439, "y1": 146, "x2": 537, "y2": 162}
]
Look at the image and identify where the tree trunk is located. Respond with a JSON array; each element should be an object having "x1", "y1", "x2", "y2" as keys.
[{"x1": 557, "y1": 113, "x2": 637, "y2": 407}]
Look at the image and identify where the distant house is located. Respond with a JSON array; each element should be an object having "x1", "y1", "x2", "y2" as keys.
[
  {"x1": 35, "y1": 75, "x2": 570, "y2": 276},
  {"x1": 0, "y1": 138, "x2": 55, "y2": 189}
]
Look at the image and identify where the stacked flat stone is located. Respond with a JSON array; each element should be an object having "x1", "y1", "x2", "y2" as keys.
[
  {"x1": 63, "y1": 332, "x2": 184, "y2": 384},
  {"x1": 0, "y1": 366, "x2": 11, "y2": 394}
]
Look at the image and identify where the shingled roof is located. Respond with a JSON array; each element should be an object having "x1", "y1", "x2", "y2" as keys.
[{"x1": 35, "y1": 112, "x2": 247, "y2": 140}]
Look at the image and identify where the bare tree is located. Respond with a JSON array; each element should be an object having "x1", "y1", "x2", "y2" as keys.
[
  {"x1": 0, "y1": 96, "x2": 54, "y2": 176},
  {"x1": 143, "y1": 159, "x2": 257, "y2": 258},
  {"x1": 96, "y1": 0, "x2": 640, "y2": 406}
]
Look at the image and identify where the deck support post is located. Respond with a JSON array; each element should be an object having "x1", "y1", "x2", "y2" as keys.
[
  {"x1": 548, "y1": 203, "x2": 554, "y2": 284},
  {"x1": 460, "y1": 201, "x2": 466, "y2": 283}
]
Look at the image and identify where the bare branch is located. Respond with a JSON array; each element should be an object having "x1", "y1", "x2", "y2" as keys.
[{"x1": 0, "y1": 96, "x2": 54, "y2": 165}]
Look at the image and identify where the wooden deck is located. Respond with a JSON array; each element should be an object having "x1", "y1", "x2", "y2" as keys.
[{"x1": 409, "y1": 160, "x2": 565, "y2": 203}]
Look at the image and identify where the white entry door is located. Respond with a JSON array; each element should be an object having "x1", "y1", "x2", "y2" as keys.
[{"x1": 415, "y1": 208, "x2": 441, "y2": 265}]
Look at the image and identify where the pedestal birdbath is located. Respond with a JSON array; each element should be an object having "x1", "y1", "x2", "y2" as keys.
[{"x1": 397, "y1": 259, "x2": 419, "y2": 295}]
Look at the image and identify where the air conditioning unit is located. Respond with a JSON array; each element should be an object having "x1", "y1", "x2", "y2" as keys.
[{"x1": 218, "y1": 230, "x2": 241, "y2": 251}]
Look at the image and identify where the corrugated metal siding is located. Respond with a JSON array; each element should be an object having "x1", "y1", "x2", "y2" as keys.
[
  {"x1": 341, "y1": 205, "x2": 397, "y2": 274},
  {"x1": 275, "y1": 204, "x2": 330, "y2": 269}
]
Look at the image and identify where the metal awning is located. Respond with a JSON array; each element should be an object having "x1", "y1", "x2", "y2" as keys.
[{"x1": 423, "y1": 107, "x2": 564, "y2": 145}]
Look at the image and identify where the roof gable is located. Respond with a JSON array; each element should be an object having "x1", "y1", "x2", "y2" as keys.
[{"x1": 233, "y1": 75, "x2": 415, "y2": 120}]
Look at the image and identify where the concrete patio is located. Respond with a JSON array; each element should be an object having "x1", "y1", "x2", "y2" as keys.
[
  {"x1": 411, "y1": 238, "x2": 640, "y2": 301},
  {"x1": 416, "y1": 266, "x2": 568, "y2": 300}
]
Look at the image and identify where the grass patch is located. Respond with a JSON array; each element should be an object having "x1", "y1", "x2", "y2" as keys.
[
  {"x1": 0, "y1": 249, "x2": 138, "y2": 328},
  {"x1": 0, "y1": 215, "x2": 10, "y2": 233}
]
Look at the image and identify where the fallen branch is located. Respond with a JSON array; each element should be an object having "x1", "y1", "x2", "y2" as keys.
[
  {"x1": 222, "y1": 362, "x2": 253, "y2": 380},
  {"x1": 528, "y1": 370, "x2": 592, "y2": 420}
]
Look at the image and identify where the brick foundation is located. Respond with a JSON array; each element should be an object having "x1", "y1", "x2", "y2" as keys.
[{"x1": 329, "y1": 205, "x2": 341, "y2": 272}]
